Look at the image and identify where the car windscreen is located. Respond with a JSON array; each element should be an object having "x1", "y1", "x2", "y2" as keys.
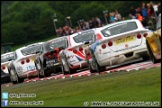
[
  {"x1": 73, "y1": 31, "x2": 95, "y2": 43},
  {"x1": 1, "y1": 52, "x2": 15, "y2": 63},
  {"x1": 101, "y1": 22, "x2": 138, "y2": 37},
  {"x1": 45, "y1": 38, "x2": 68, "y2": 51},
  {"x1": 156, "y1": 15, "x2": 161, "y2": 29},
  {"x1": 21, "y1": 45, "x2": 42, "y2": 56}
]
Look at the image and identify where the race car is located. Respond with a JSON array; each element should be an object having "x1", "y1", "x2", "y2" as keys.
[
  {"x1": 8, "y1": 42, "x2": 43, "y2": 84},
  {"x1": 1, "y1": 51, "x2": 15, "y2": 74},
  {"x1": 87, "y1": 19, "x2": 151, "y2": 73},
  {"x1": 146, "y1": 14, "x2": 161, "y2": 63},
  {"x1": 34, "y1": 36, "x2": 69, "y2": 78},
  {"x1": 1, "y1": 51, "x2": 15, "y2": 84},
  {"x1": 59, "y1": 28, "x2": 101, "y2": 75}
]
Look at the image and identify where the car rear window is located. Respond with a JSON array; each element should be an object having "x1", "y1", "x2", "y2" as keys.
[
  {"x1": 101, "y1": 22, "x2": 138, "y2": 37},
  {"x1": 73, "y1": 30, "x2": 95, "y2": 43},
  {"x1": 21, "y1": 45, "x2": 42, "y2": 56},
  {"x1": 45, "y1": 38, "x2": 68, "y2": 51},
  {"x1": 1, "y1": 52, "x2": 15, "y2": 63}
]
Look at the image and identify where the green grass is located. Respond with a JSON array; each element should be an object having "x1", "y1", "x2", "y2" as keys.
[
  {"x1": 1, "y1": 67, "x2": 161, "y2": 107},
  {"x1": 11, "y1": 35, "x2": 57, "y2": 51}
]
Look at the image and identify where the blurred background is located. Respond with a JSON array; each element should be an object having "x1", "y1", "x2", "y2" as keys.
[{"x1": 1, "y1": 1, "x2": 161, "y2": 51}]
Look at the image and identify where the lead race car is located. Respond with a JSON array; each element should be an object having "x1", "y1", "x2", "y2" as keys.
[
  {"x1": 87, "y1": 19, "x2": 151, "y2": 73},
  {"x1": 34, "y1": 36, "x2": 69, "y2": 78},
  {"x1": 8, "y1": 42, "x2": 43, "y2": 84},
  {"x1": 146, "y1": 14, "x2": 161, "y2": 63},
  {"x1": 59, "y1": 28, "x2": 102, "y2": 75}
]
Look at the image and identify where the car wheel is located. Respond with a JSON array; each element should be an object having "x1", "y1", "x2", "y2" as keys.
[
  {"x1": 89, "y1": 62, "x2": 96, "y2": 73},
  {"x1": 85, "y1": 51, "x2": 96, "y2": 73},
  {"x1": 10, "y1": 66, "x2": 24, "y2": 84},
  {"x1": 40, "y1": 67, "x2": 50, "y2": 77},
  {"x1": 92, "y1": 54, "x2": 105, "y2": 73},
  {"x1": 146, "y1": 40, "x2": 159, "y2": 64},
  {"x1": 60, "y1": 59, "x2": 69, "y2": 75},
  {"x1": 9, "y1": 68, "x2": 18, "y2": 84},
  {"x1": 35, "y1": 59, "x2": 44, "y2": 78}
]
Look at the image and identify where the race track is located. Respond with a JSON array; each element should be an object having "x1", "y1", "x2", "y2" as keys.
[{"x1": 1, "y1": 60, "x2": 161, "y2": 88}]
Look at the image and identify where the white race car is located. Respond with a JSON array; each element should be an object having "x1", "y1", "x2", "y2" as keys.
[
  {"x1": 8, "y1": 42, "x2": 43, "y2": 84},
  {"x1": 1, "y1": 52, "x2": 15, "y2": 74},
  {"x1": 1, "y1": 52, "x2": 15, "y2": 83},
  {"x1": 35, "y1": 36, "x2": 70, "y2": 78},
  {"x1": 87, "y1": 19, "x2": 151, "y2": 73},
  {"x1": 59, "y1": 29, "x2": 101, "y2": 75}
]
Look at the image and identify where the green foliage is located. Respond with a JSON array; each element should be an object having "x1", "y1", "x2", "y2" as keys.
[
  {"x1": 2, "y1": 1, "x2": 160, "y2": 46},
  {"x1": 2, "y1": 21, "x2": 28, "y2": 44},
  {"x1": 71, "y1": 2, "x2": 107, "y2": 26}
]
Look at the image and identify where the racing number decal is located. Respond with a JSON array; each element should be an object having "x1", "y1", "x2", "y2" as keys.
[{"x1": 27, "y1": 65, "x2": 35, "y2": 71}]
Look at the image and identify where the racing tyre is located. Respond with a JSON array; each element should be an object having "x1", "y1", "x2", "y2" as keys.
[
  {"x1": 60, "y1": 59, "x2": 69, "y2": 75},
  {"x1": 9, "y1": 66, "x2": 24, "y2": 84},
  {"x1": 85, "y1": 51, "x2": 96, "y2": 73},
  {"x1": 9, "y1": 67, "x2": 18, "y2": 84},
  {"x1": 35, "y1": 59, "x2": 44, "y2": 78},
  {"x1": 146, "y1": 40, "x2": 160, "y2": 64},
  {"x1": 93, "y1": 56, "x2": 105, "y2": 73},
  {"x1": 42, "y1": 68, "x2": 50, "y2": 77}
]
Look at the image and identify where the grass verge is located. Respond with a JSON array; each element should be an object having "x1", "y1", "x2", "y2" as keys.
[{"x1": 1, "y1": 67, "x2": 161, "y2": 107}]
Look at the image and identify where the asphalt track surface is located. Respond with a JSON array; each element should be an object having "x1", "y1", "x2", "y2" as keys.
[{"x1": 1, "y1": 60, "x2": 161, "y2": 88}]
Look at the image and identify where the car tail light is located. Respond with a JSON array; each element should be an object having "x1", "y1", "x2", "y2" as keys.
[
  {"x1": 143, "y1": 33, "x2": 148, "y2": 37},
  {"x1": 43, "y1": 53, "x2": 47, "y2": 57},
  {"x1": 26, "y1": 58, "x2": 30, "y2": 63},
  {"x1": 73, "y1": 49, "x2": 77, "y2": 53},
  {"x1": 79, "y1": 47, "x2": 83, "y2": 52},
  {"x1": 2, "y1": 66, "x2": 5, "y2": 70},
  {"x1": 108, "y1": 41, "x2": 113, "y2": 46},
  {"x1": 101, "y1": 44, "x2": 106, "y2": 49},
  {"x1": 137, "y1": 34, "x2": 141, "y2": 39},
  {"x1": 48, "y1": 55, "x2": 52, "y2": 59},
  {"x1": 53, "y1": 53, "x2": 57, "y2": 57},
  {"x1": 21, "y1": 60, "x2": 25, "y2": 64}
]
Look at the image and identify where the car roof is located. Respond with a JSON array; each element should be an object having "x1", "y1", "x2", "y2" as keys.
[
  {"x1": 100, "y1": 19, "x2": 140, "y2": 30},
  {"x1": 26, "y1": 42, "x2": 44, "y2": 47},
  {"x1": 47, "y1": 36, "x2": 68, "y2": 43},
  {"x1": 69, "y1": 28, "x2": 97, "y2": 38},
  {"x1": 1, "y1": 51, "x2": 14, "y2": 57}
]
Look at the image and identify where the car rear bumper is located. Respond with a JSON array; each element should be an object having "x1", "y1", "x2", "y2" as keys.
[
  {"x1": 18, "y1": 70, "x2": 38, "y2": 78},
  {"x1": 98, "y1": 48, "x2": 149, "y2": 66},
  {"x1": 69, "y1": 60, "x2": 88, "y2": 69}
]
